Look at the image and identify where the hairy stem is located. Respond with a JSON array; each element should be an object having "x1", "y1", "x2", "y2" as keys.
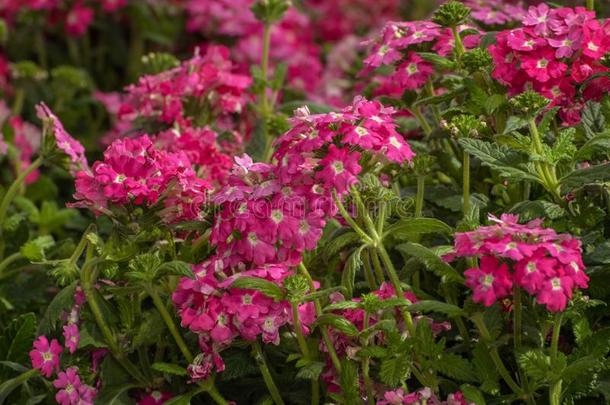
[
  {"x1": 415, "y1": 175, "x2": 425, "y2": 218},
  {"x1": 253, "y1": 341, "x2": 286, "y2": 405},
  {"x1": 462, "y1": 152, "x2": 470, "y2": 218},
  {"x1": 549, "y1": 313, "x2": 564, "y2": 405},
  {"x1": 0, "y1": 156, "x2": 43, "y2": 231}
]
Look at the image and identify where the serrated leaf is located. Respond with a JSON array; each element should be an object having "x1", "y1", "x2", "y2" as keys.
[
  {"x1": 503, "y1": 116, "x2": 528, "y2": 135},
  {"x1": 37, "y1": 282, "x2": 76, "y2": 334},
  {"x1": 581, "y1": 101, "x2": 605, "y2": 138},
  {"x1": 576, "y1": 131, "x2": 610, "y2": 160},
  {"x1": 459, "y1": 138, "x2": 540, "y2": 182},
  {"x1": 324, "y1": 230, "x2": 361, "y2": 261},
  {"x1": 538, "y1": 107, "x2": 560, "y2": 136},
  {"x1": 406, "y1": 300, "x2": 464, "y2": 317},
  {"x1": 518, "y1": 350, "x2": 551, "y2": 382},
  {"x1": 157, "y1": 261, "x2": 194, "y2": 279},
  {"x1": 324, "y1": 301, "x2": 361, "y2": 312},
  {"x1": 342, "y1": 245, "x2": 365, "y2": 299},
  {"x1": 460, "y1": 384, "x2": 486, "y2": 405},
  {"x1": 296, "y1": 361, "x2": 325, "y2": 380},
  {"x1": 151, "y1": 362, "x2": 187, "y2": 376},
  {"x1": 379, "y1": 356, "x2": 410, "y2": 386},
  {"x1": 509, "y1": 200, "x2": 566, "y2": 221},
  {"x1": 560, "y1": 163, "x2": 610, "y2": 189},
  {"x1": 383, "y1": 218, "x2": 452, "y2": 240},
  {"x1": 0, "y1": 313, "x2": 36, "y2": 364},
  {"x1": 230, "y1": 277, "x2": 285, "y2": 300},
  {"x1": 396, "y1": 243, "x2": 464, "y2": 283},
  {"x1": 437, "y1": 353, "x2": 477, "y2": 382},
  {"x1": 20, "y1": 236, "x2": 55, "y2": 261},
  {"x1": 313, "y1": 314, "x2": 359, "y2": 337}
]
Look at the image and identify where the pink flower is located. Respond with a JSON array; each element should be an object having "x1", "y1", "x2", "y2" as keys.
[
  {"x1": 522, "y1": 3, "x2": 552, "y2": 36},
  {"x1": 64, "y1": 2, "x2": 94, "y2": 37},
  {"x1": 63, "y1": 324, "x2": 80, "y2": 354},
  {"x1": 464, "y1": 256, "x2": 513, "y2": 307},
  {"x1": 514, "y1": 253, "x2": 554, "y2": 294},
  {"x1": 53, "y1": 367, "x2": 82, "y2": 405},
  {"x1": 316, "y1": 145, "x2": 361, "y2": 193},
  {"x1": 521, "y1": 49, "x2": 567, "y2": 83},
  {"x1": 391, "y1": 52, "x2": 433, "y2": 90},
  {"x1": 536, "y1": 276, "x2": 574, "y2": 312},
  {"x1": 36, "y1": 103, "x2": 88, "y2": 175},
  {"x1": 547, "y1": 30, "x2": 582, "y2": 59},
  {"x1": 30, "y1": 336, "x2": 62, "y2": 377},
  {"x1": 138, "y1": 390, "x2": 174, "y2": 405}
]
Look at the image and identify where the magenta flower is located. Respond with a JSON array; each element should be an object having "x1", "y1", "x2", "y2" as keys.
[
  {"x1": 536, "y1": 276, "x2": 574, "y2": 312},
  {"x1": 30, "y1": 336, "x2": 62, "y2": 377},
  {"x1": 521, "y1": 49, "x2": 567, "y2": 82},
  {"x1": 465, "y1": 256, "x2": 513, "y2": 307},
  {"x1": 316, "y1": 145, "x2": 361, "y2": 193},
  {"x1": 522, "y1": 3, "x2": 552, "y2": 36},
  {"x1": 138, "y1": 390, "x2": 174, "y2": 405},
  {"x1": 547, "y1": 30, "x2": 582, "y2": 58},
  {"x1": 53, "y1": 367, "x2": 82, "y2": 405},
  {"x1": 36, "y1": 103, "x2": 88, "y2": 175},
  {"x1": 62, "y1": 324, "x2": 80, "y2": 354},
  {"x1": 64, "y1": 1, "x2": 94, "y2": 37}
]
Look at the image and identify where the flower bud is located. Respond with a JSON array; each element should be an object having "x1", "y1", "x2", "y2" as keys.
[{"x1": 432, "y1": 1, "x2": 471, "y2": 27}]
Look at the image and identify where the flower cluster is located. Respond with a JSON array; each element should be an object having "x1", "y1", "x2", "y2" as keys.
[
  {"x1": 0, "y1": 0, "x2": 126, "y2": 37},
  {"x1": 3, "y1": 103, "x2": 41, "y2": 184},
  {"x1": 305, "y1": 0, "x2": 400, "y2": 43},
  {"x1": 378, "y1": 387, "x2": 471, "y2": 405},
  {"x1": 465, "y1": 0, "x2": 526, "y2": 26},
  {"x1": 490, "y1": 4, "x2": 610, "y2": 124},
  {"x1": 173, "y1": 96, "x2": 413, "y2": 380},
  {"x1": 53, "y1": 367, "x2": 97, "y2": 405},
  {"x1": 101, "y1": 46, "x2": 249, "y2": 186},
  {"x1": 362, "y1": 20, "x2": 480, "y2": 96},
  {"x1": 184, "y1": 1, "x2": 323, "y2": 95},
  {"x1": 72, "y1": 135, "x2": 211, "y2": 222},
  {"x1": 172, "y1": 260, "x2": 315, "y2": 381},
  {"x1": 453, "y1": 214, "x2": 588, "y2": 312}
]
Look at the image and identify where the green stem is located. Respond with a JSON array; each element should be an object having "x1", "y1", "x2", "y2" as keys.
[
  {"x1": 513, "y1": 287, "x2": 522, "y2": 352},
  {"x1": 0, "y1": 157, "x2": 44, "y2": 231},
  {"x1": 451, "y1": 26, "x2": 465, "y2": 59},
  {"x1": 298, "y1": 263, "x2": 342, "y2": 373},
  {"x1": 362, "y1": 252, "x2": 378, "y2": 290},
  {"x1": 473, "y1": 314, "x2": 523, "y2": 396},
  {"x1": 462, "y1": 152, "x2": 470, "y2": 218},
  {"x1": 207, "y1": 385, "x2": 230, "y2": 405},
  {"x1": 549, "y1": 313, "x2": 564, "y2": 405},
  {"x1": 260, "y1": 23, "x2": 274, "y2": 163},
  {"x1": 253, "y1": 341, "x2": 286, "y2": 405},
  {"x1": 425, "y1": 80, "x2": 441, "y2": 125},
  {"x1": 291, "y1": 302, "x2": 311, "y2": 359},
  {"x1": 11, "y1": 88, "x2": 25, "y2": 116},
  {"x1": 415, "y1": 175, "x2": 425, "y2": 218},
  {"x1": 377, "y1": 244, "x2": 416, "y2": 337},
  {"x1": 528, "y1": 119, "x2": 561, "y2": 201},
  {"x1": 361, "y1": 312, "x2": 375, "y2": 405},
  {"x1": 333, "y1": 191, "x2": 374, "y2": 245},
  {"x1": 370, "y1": 249, "x2": 386, "y2": 285},
  {"x1": 147, "y1": 285, "x2": 193, "y2": 363},
  {"x1": 0, "y1": 252, "x2": 22, "y2": 275},
  {"x1": 411, "y1": 107, "x2": 432, "y2": 136},
  {"x1": 81, "y1": 259, "x2": 148, "y2": 385},
  {"x1": 586, "y1": 0, "x2": 594, "y2": 11}
]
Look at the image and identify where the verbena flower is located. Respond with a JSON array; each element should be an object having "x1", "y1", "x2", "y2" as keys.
[
  {"x1": 453, "y1": 214, "x2": 588, "y2": 312},
  {"x1": 29, "y1": 336, "x2": 62, "y2": 377}
]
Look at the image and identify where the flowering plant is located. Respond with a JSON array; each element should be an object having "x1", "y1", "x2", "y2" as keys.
[{"x1": 1, "y1": 1, "x2": 610, "y2": 405}]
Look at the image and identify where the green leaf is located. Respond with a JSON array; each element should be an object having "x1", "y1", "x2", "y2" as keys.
[
  {"x1": 338, "y1": 360, "x2": 360, "y2": 404},
  {"x1": 459, "y1": 138, "x2": 540, "y2": 182},
  {"x1": 406, "y1": 300, "x2": 465, "y2": 317},
  {"x1": 157, "y1": 261, "x2": 195, "y2": 279},
  {"x1": 576, "y1": 131, "x2": 610, "y2": 160},
  {"x1": 324, "y1": 230, "x2": 361, "y2": 261},
  {"x1": 396, "y1": 243, "x2": 464, "y2": 283},
  {"x1": 324, "y1": 301, "x2": 361, "y2": 312},
  {"x1": 37, "y1": 282, "x2": 77, "y2": 335},
  {"x1": 95, "y1": 384, "x2": 139, "y2": 405},
  {"x1": 342, "y1": 245, "x2": 365, "y2": 298},
  {"x1": 562, "y1": 355, "x2": 601, "y2": 383},
  {"x1": 383, "y1": 218, "x2": 452, "y2": 240},
  {"x1": 313, "y1": 314, "x2": 359, "y2": 337},
  {"x1": 560, "y1": 163, "x2": 610, "y2": 189},
  {"x1": 538, "y1": 107, "x2": 560, "y2": 136},
  {"x1": 0, "y1": 369, "x2": 37, "y2": 404},
  {"x1": 0, "y1": 313, "x2": 36, "y2": 364},
  {"x1": 132, "y1": 310, "x2": 165, "y2": 348},
  {"x1": 151, "y1": 362, "x2": 187, "y2": 376},
  {"x1": 296, "y1": 361, "x2": 325, "y2": 380},
  {"x1": 472, "y1": 342, "x2": 500, "y2": 393},
  {"x1": 460, "y1": 384, "x2": 486, "y2": 405},
  {"x1": 379, "y1": 356, "x2": 410, "y2": 386},
  {"x1": 502, "y1": 116, "x2": 528, "y2": 135},
  {"x1": 230, "y1": 277, "x2": 285, "y2": 300},
  {"x1": 581, "y1": 101, "x2": 605, "y2": 137},
  {"x1": 518, "y1": 350, "x2": 551, "y2": 382},
  {"x1": 20, "y1": 236, "x2": 55, "y2": 261},
  {"x1": 418, "y1": 52, "x2": 456, "y2": 70},
  {"x1": 509, "y1": 200, "x2": 566, "y2": 221},
  {"x1": 437, "y1": 353, "x2": 477, "y2": 382}
]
